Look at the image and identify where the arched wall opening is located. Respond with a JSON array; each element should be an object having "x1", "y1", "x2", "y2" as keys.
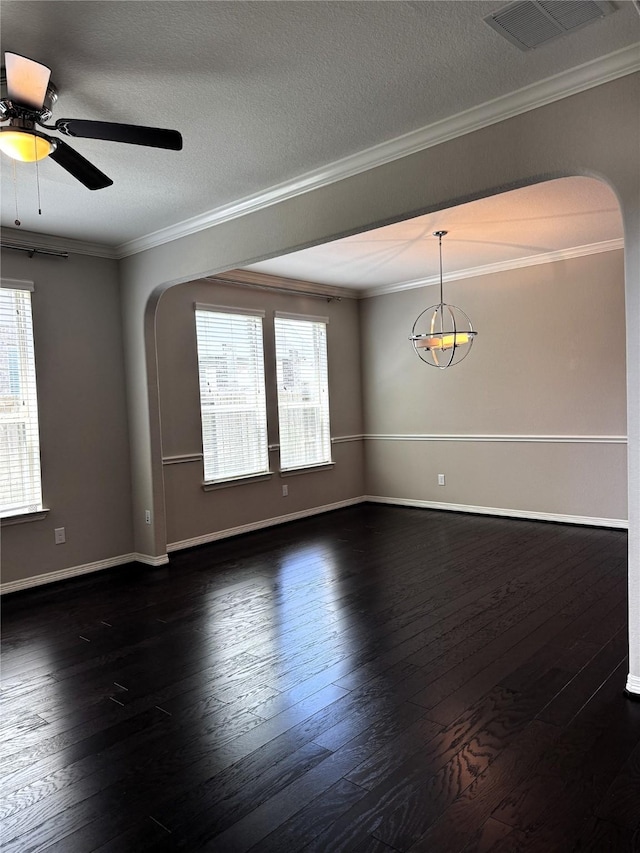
[{"x1": 126, "y1": 73, "x2": 638, "y2": 692}]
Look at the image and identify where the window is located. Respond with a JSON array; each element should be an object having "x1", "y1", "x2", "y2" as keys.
[
  {"x1": 195, "y1": 305, "x2": 269, "y2": 483},
  {"x1": 0, "y1": 280, "x2": 43, "y2": 518},
  {"x1": 274, "y1": 313, "x2": 331, "y2": 471}
]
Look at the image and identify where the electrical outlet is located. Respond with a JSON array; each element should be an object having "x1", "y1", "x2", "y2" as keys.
[
  {"x1": 145, "y1": 510, "x2": 152, "y2": 524},
  {"x1": 282, "y1": 485, "x2": 288, "y2": 497},
  {"x1": 438, "y1": 474, "x2": 446, "y2": 486},
  {"x1": 54, "y1": 527, "x2": 66, "y2": 544}
]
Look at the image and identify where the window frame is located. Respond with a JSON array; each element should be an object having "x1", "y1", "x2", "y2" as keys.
[
  {"x1": 0, "y1": 278, "x2": 46, "y2": 522},
  {"x1": 273, "y1": 311, "x2": 333, "y2": 474},
  {"x1": 194, "y1": 303, "x2": 271, "y2": 487}
]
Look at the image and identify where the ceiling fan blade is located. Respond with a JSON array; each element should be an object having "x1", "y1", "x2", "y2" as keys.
[
  {"x1": 54, "y1": 119, "x2": 183, "y2": 150},
  {"x1": 5, "y1": 52, "x2": 51, "y2": 110},
  {"x1": 49, "y1": 139, "x2": 113, "y2": 190}
]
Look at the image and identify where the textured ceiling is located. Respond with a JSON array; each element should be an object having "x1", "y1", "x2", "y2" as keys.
[{"x1": 0, "y1": 1, "x2": 638, "y2": 267}]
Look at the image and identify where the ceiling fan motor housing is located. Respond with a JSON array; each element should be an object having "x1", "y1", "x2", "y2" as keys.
[{"x1": 0, "y1": 69, "x2": 58, "y2": 122}]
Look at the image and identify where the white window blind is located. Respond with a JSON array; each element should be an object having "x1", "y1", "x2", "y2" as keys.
[
  {"x1": 274, "y1": 315, "x2": 331, "y2": 471},
  {"x1": 195, "y1": 307, "x2": 269, "y2": 483},
  {"x1": 0, "y1": 282, "x2": 43, "y2": 518}
]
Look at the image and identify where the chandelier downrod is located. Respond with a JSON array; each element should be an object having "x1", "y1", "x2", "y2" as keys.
[{"x1": 435, "y1": 229, "x2": 447, "y2": 308}]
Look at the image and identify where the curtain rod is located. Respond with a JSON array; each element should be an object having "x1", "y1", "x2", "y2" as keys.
[
  {"x1": 209, "y1": 276, "x2": 342, "y2": 302},
  {"x1": 1, "y1": 242, "x2": 69, "y2": 259}
]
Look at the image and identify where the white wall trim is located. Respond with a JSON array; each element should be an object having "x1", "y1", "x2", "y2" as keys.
[
  {"x1": 363, "y1": 433, "x2": 627, "y2": 444},
  {"x1": 362, "y1": 239, "x2": 625, "y2": 298},
  {"x1": 364, "y1": 495, "x2": 628, "y2": 529},
  {"x1": 1, "y1": 551, "x2": 170, "y2": 594},
  {"x1": 0, "y1": 553, "x2": 137, "y2": 595},
  {"x1": 332, "y1": 434, "x2": 365, "y2": 444},
  {"x1": 133, "y1": 553, "x2": 170, "y2": 566},
  {"x1": 162, "y1": 454, "x2": 203, "y2": 466},
  {"x1": 115, "y1": 47, "x2": 639, "y2": 259},
  {"x1": 162, "y1": 436, "x2": 363, "y2": 465},
  {"x1": 167, "y1": 496, "x2": 365, "y2": 552},
  {"x1": 0, "y1": 231, "x2": 623, "y2": 302},
  {"x1": 626, "y1": 674, "x2": 640, "y2": 696}
]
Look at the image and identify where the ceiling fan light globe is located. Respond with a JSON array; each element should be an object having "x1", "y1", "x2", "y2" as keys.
[{"x1": 0, "y1": 128, "x2": 52, "y2": 161}]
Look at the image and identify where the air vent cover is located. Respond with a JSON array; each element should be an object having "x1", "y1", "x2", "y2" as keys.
[{"x1": 484, "y1": 0, "x2": 615, "y2": 50}]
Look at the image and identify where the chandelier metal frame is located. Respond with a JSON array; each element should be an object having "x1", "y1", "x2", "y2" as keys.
[{"x1": 409, "y1": 230, "x2": 477, "y2": 369}]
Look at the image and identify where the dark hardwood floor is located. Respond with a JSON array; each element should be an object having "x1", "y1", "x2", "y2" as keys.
[{"x1": 2, "y1": 504, "x2": 639, "y2": 852}]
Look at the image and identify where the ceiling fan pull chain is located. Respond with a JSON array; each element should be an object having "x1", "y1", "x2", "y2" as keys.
[
  {"x1": 12, "y1": 159, "x2": 20, "y2": 226},
  {"x1": 34, "y1": 136, "x2": 43, "y2": 215}
]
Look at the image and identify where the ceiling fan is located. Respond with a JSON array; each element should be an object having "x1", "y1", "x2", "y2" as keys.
[{"x1": 0, "y1": 53, "x2": 182, "y2": 190}]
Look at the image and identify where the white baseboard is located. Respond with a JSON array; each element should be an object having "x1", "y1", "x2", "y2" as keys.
[
  {"x1": 133, "y1": 552, "x2": 170, "y2": 566},
  {"x1": 1, "y1": 551, "x2": 170, "y2": 594},
  {"x1": 1, "y1": 553, "x2": 136, "y2": 595},
  {"x1": 167, "y1": 497, "x2": 366, "y2": 552},
  {"x1": 2, "y1": 495, "x2": 624, "y2": 594},
  {"x1": 364, "y1": 495, "x2": 628, "y2": 529},
  {"x1": 626, "y1": 674, "x2": 640, "y2": 696}
]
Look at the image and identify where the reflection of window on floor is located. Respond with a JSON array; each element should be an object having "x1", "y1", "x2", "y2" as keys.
[
  {"x1": 195, "y1": 306, "x2": 269, "y2": 483},
  {"x1": 272, "y1": 543, "x2": 348, "y2": 715},
  {"x1": 0, "y1": 282, "x2": 43, "y2": 518}
]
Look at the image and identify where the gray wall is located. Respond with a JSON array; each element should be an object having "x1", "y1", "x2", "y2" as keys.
[
  {"x1": 361, "y1": 250, "x2": 627, "y2": 522},
  {"x1": 0, "y1": 249, "x2": 133, "y2": 585},
  {"x1": 156, "y1": 278, "x2": 364, "y2": 548}
]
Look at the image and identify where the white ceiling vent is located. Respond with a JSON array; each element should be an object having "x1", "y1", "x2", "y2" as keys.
[{"x1": 484, "y1": 1, "x2": 616, "y2": 50}]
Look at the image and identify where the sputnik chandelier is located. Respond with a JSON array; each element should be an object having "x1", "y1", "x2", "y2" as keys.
[{"x1": 409, "y1": 230, "x2": 477, "y2": 368}]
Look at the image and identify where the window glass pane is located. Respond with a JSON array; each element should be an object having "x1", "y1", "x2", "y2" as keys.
[
  {"x1": 195, "y1": 309, "x2": 269, "y2": 482},
  {"x1": 0, "y1": 288, "x2": 43, "y2": 517},
  {"x1": 274, "y1": 317, "x2": 331, "y2": 470}
]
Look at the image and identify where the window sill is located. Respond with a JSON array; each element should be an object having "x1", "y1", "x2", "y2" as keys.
[
  {"x1": 280, "y1": 462, "x2": 335, "y2": 477},
  {"x1": 202, "y1": 472, "x2": 273, "y2": 491},
  {"x1": 1, "y1": 508, "x2": 50, "y2": 527}
]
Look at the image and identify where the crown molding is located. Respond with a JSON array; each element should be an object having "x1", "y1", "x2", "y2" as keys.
[
  {"x1": 0, "y1": 227, "x2": 117, "y2": 259},
  {"x1": 1, "y1": 232, "x2": 623, "y2": 297},
  {"x1": 362, "y1": 238, "x2": 625, "y2": 298},
  {"x1": 207, "y1": 268, "x2": 354, "y2": 300},
  {"x1": 115, "y1": 46, "x2": 639, "y2": 259}
]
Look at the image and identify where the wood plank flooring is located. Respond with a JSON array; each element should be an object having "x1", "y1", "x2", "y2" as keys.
[{"x1": 1, "y1": 505, "x2": 639, "y2": 852}]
